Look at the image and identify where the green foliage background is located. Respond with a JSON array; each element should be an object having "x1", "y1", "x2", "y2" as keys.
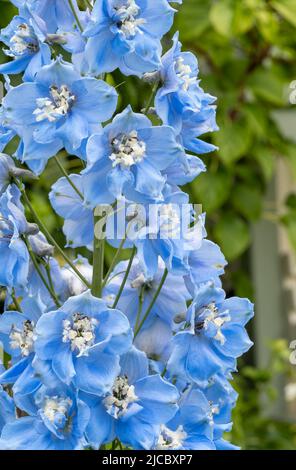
[{"x1": 1, "y1": 0, "x2": 296, "y2": 449}]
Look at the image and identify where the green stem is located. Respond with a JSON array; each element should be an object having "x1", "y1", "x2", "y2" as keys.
[
  {"x1": 84, "y1": 0, "x2": 93, "y2": 9},
  {"x1": 91, "y1": 211, "x2": 105, "y2": 298},
  {"x1": 68, "y1": 0, "x2": 84, "y2": 32},
  {"x1": 24, "y1": 237, "x2": 61, "y2": 308},
  {"x1": 144, "y1": 81, "x2": 159, "y2": 115},
  {"x1": 134, "y1": 269, "x2": 168, "y2": 337},
  {"x1": 11, "y1": 288, "x2": 22, "y2": 312},
  {"x1": 102, "y1": 236, "x2": 127, "y2": 289},
  {"x1": 17, "y1": 181, "x2": 91, "y2": 289},
  {"x1": 134, "y1": 286, "x2": 145, "y2": 332},
  {"x1": 53, "y1": 155, "x2": 84, "y2": 200},
  {"x1": 112, "y1": 246, "x2": 136, "y2": 308}
]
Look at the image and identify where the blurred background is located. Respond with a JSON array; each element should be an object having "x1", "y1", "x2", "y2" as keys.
[{"x1": 1, "y1": 0, "x2": 296, "y2": 449}]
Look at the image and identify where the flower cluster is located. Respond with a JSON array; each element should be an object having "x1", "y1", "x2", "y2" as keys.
[{"x1": 0, "y1": 0, "x2": 253, "y2": 450}]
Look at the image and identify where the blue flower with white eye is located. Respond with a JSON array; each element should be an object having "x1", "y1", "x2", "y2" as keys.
[
  {"x1": 82, "y1": 0, "x2": 175, "y2": 76},
  {"x1": 185, "y1": 239, "x2": 227, "y2": 296},
  {"x1": 0, "y1": 13, "x2": 51, "y2": 81},
  {"x1": 0, "y1": 362, "x2": 15, "y2": 434},
  {"x1": 61, "y1": 256, "x2": 93, "y2": 298},
  {"x1": 0, "y1": 296, "x2": 45, "y2": 396},
  {"x1": 83, "y1": 106, "x2": 184, "y2": 205},
  {"x1": 154, "y1": 387, "x2": 215, "y2": 450},
  {"x1": 34, "y1": 290, "x2": 133, "y2": 395},
  {"x1": 167, "y1": 284, "x2": 254, "y2": 386},
  {"x1": 3, "y1": 58, "x2": 118, "y2": 174},
  {"x1": 81, "y1": 346, "x2": 179, "y2": 450},
  {"x1": 106, "y1": 185, "x2": 205, "y2": 277},
  {"x1": 155, "y1": 33, "x2": 218, "y2": 155},
  {"x1": 49, "y1": 173, "x2": 94, "y2": 250},
  {"x1": 104, "y1": 256, "x2": 191, "y2": 329},
  {"x1": 0, "y1": 384, "x2": 90, "y2": 450},
  {"x1": 12, "y1": 0, "x2": 83, "y2": 34}
]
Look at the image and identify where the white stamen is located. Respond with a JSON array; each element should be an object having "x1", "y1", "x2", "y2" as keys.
[
  {"x1": 43, "y1": 396, "x2": 72, "y2": 424},
  {"x1": 33, "y1": 85, "x2": 75, "y2": 123},
  {"x1": 9, "y1": 320, "x2": 35, "y2": 357},
  {"x1": 110, "y1": 130, "x2": 146, "y2": 169},
  {"x1": 62, "y1": 313, "x2": 98, "y2": 356},
  {"x1": 104, "y1": 376, "x2": 138, "y2": 419},
  {"x1": 9, "y1": 23, "x2": 38, "y2": 56},
  {"x1": 201, "y1": 302, "x2": 231, "y2": 345},
  {"x1": 175, "y1": 57, "x2": 196, "y2": 91},
  {"x1": 156, "y1": 425, "x2": 187, "y2": 450},
  {"x1": 114, "y1": 0, "x2": 146, "y2": 38}
]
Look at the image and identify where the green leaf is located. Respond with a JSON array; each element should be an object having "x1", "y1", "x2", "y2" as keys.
[
  {"x1": 213, "y1": 214, "x2": 250, "y2": 260},
  {"x1": 247, "y1": 67, "x2": 287, "y2": 106},
  {"x1": 214, "y1": 117, "x2": 252, "y2": 165},
  {"x1": 271, "y1": 0, "x2": 296, "y2": 28},
  {"x1": 190, "y1": 169, "x2": 233, "y2": 214},
  {"x1": 282, "y1": 210, "x2": 296, "y2": 251},
  {"x1": 232, "y1": 184, "x2": 263, "y2": 221},
  {"x1": 253, "y1": 146, "x2": 276, "y2": 182},
  {"x1": 209, "y1": 1, "x2": 233, "y2": 37}
]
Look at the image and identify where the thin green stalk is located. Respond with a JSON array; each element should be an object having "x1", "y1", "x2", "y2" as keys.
[
  {"x1": 134, "y1": 285, "x2": 145, "y2": 332},
  {"x1": 11, "y1": 289, "x2": 22, "y2": 312},
  {"x1": 144, "y1": 81, "x2": 159, "y2": 115},
  {"x1": 134, "y1": 269, "x2": 168, "y2": 337},
  {"x1": 68, "y1": 0, "x2": 84, "y2": 32},
  {"x1": 102, "y1": 236, "x2": 127, "y2": 289},
  {"x1": 84, "y1": 0, "x2": 93, "y2": 10},
  {"x1": 24, "y1": 237, "x2": 61, "y2": 308},
  {"x1": 17, "y1": 181, "x2": 91, "y2": 289},
  {"x1": 53, "y1": 155, "x2": 84, "y2": 200},
  {"x1": 91, "y1": 211, "x2": 105, "y2": 298},
  {"x1": 112, "y1": 246, "x2": 136, "y2": 308}
]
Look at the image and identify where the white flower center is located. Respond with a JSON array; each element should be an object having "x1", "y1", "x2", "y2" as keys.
[
  {"x1": 9, "y1": 320, "x2": 35, "y2": 357},
  {"x1": 33, "y1": 85, "x2": 76, "y2": 123},
  {"x1": 208, "y1": 401, "x2": 220, "y2": 426},
  {"x1": 156, "y1": 425, "x2": 187, "y2": 450},
  {"x1": 104, "y1": 376, "x2": 138, "y2": 419},
  {"x1": 196, "y1": 302, "x2": 231, "y2": 345},
  {"x1": 114, "y1": 0, "x2": 145, "y2": 38},
  {"x1": 175, "y1": 57, "x2": 196, "y2": 91},
  {"x1": 9, "y1": 23, "x2": 39, "y2": 56},
  {"x1": 62, "y1": 313, "x2": 98, "y2": 356},
  {"x1": 110, "y1": 130, "x2": 146, "y2": 169},
  {"x1": 43, "y1": 396, "x2": 72, "y2": 424}
]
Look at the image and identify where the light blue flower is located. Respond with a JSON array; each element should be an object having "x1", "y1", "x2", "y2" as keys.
[
  {"x1": 82, "y1": 0, "x2": 175, "y2": 76},
  {"x1": 185, "y1": 239, "x2": 227, "y2": 296},
  {"x1": 154, "y1": 387, "x2": 215, "y2": 450},
  {"x1": 3, "y1": 58, "x2": 118, "y2": 174},
  {"x1": 105, "y1": 186, "x2": 205, "y2": 277},
  {"x1": 0, "y1": 13, "x2": 51, "y2": 81},
  {"x1": 155, "y1": 33, "x2": 218, "y2": 155},
  {"x1": 83, "y1": 105, "x2": 184, "y2": 205},
  {"x1": 0, "y1": 384, "x2": 90, "y2": 450},
  {"x1": 34, "y1": 290, "x2": 133, "y2": 395},
  {"x1": 49, "y1": 173, "x2": 94, "y2": 249},
  {"x1": 167, "y1": 284, "x2": 254, "y2": 386},
  {"x1": 104, "y1": 256, "x2": 190, "y2": 329},
  {"x1": 0, "y1": 295, "x2": 45, "y2": 395},
  {"x1": 82, "y1": 346, "x2": 179, "y2": 450}
]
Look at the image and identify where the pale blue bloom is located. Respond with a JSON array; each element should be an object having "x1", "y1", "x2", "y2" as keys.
[
  {"x1": 0, "y1": 362, "x2": 15, "y2": 434},
  {"x1": 83, "y1": 0, "x2": 175, "y2": 76},
  {"x1": 34, "y1": 290, "x2": 133, "y2": 395},
  {"x1": 0, "y1": 384, "x2": 90, "y2": 450},
  {"x1": 167, "y1": 284, "x2": 254, "y2": 386},
  {"x1": 82, "y1": 346, "x2": 179, "y2": 450},
  {"x1": 3, "y1": 59, "x2": 118, "y2": 174},
  {"x1": 0, "y1": 12, "x2": 51, "y2": 81},
  {"x1": 83, "y1": 105, "x2": 184, "y2": 205}
]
